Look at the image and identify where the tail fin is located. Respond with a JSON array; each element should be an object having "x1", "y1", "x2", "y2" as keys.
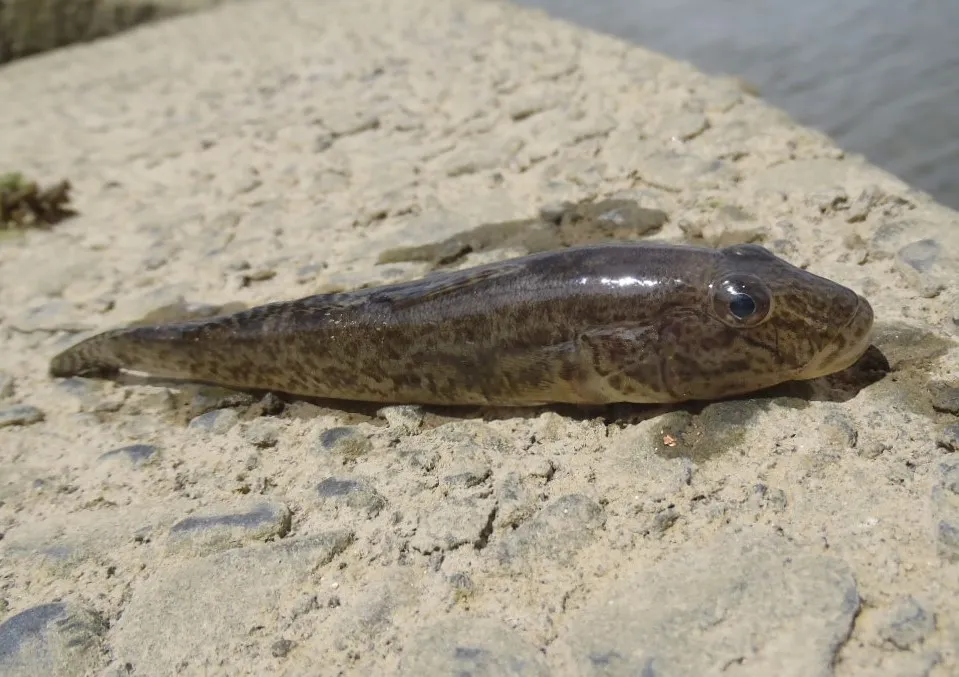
[{"x1": 49, "y1": 329, "x2": 129, "y2": 378}]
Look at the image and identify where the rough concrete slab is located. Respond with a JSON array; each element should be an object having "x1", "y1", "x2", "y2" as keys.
[{"x1": 1, "y1": 0, "x2": 959, "y2": 675}]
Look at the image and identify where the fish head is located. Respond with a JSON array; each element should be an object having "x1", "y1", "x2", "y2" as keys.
[{"x1": 658, "y1": 243, "x2": 874, "y2": 401}]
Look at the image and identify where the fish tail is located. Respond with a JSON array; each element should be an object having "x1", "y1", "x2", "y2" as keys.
[
  {"x1": 49, "y1": 328, "x2": 134, "y2": 378},
  {"x1": 49, "y1": 329, "x2": 145, "y2": 378}
]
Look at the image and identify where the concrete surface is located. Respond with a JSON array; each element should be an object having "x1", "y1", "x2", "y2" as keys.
[{"x1": 1, "y1": 0, "x2": 958, "y2": 675}]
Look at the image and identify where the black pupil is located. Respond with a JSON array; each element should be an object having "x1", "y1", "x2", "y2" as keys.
[{"x1": 729, "y1": 293, "x2": 756, "y2": 319}]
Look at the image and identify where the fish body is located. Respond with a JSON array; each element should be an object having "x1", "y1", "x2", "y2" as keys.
[{"x1": 49, "y1": 242, "x2": 874, "y2": 405}]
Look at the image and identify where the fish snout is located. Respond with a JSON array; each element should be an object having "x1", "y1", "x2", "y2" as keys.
[{"x1": 799, "y1": 293, "x2": 875, "y2": 380}]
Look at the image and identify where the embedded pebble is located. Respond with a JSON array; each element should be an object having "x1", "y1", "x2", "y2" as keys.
[
  {"x1": 185, "y1": 387, "x2": 256, "y2": 419},
  {"x1": 936, "y1": 424, "x2": 959, "y2": 452},
  {"x1": 241, "y1": 419, "x2": 279, "y2": 448},
  {"x1": 252, "y1": 392, "x2": 285, "y2": 416},
  {"x1": 443, "y1": 461, "x2": 492, "y2": 488},
  {"x1": 821, "y1": 412, "x2": 859, "y2": 449},
  {"x1": 342, "y1": 574, "x2": 420, "y2": 645},
  {"x1": 896, "y1": 239, "x2": 946, "y2": 297},
  {"x1": 271, "y1": 638, "x2": 295, "y2": 658},
  {"x1": 876, "y1": 597, "x2": 936, "y2": 650},
  {"x1": 0, "y1": 405, "x2": 44, "y2": 427},
  {"x1": 493, "y1": 472, "x2": 538, "y2": 529},
  {"x1": 553, "y1": 533, "x2": 859, "y2": 675},
  {"x1": 0, "y1": 372, "x2": 14, "y2": 399},
  {"x1": 316, "y1": 476, "x2": 386, "y2": 517},
  {"x1": 111, "y1": 532, "x2": 354, "y2": 670},
  {"x1": 188, "y1": 408, "x2": 239, "y2": 434},
  {"x1": 647, "y1": 507, "x2": 680, "y2": 534},
  {"x1": 931, "y1": 458, "x2": 959, "y2": 562},
  {"x1": 166, "y1": 501, "x2": 292, "y2": 556},
  {"x1": 98, "y1": 443, "x2": 159, "y2": 466},
  {"x1": 410, "y1": 498, "x2": 496, "y2": 553},
  {"x1": 0, "y1": 601, "x2": 107, "y2": 676},
  {"x1": 123, "y1": 386, "x2": 176, "y2": 414},
  {"x1": 935, "y1": 521, "x2": 959, "y2": 562},
  {"x1": 314, "y1": 425, "x2": 372, "y2": 459},
  {"x1": 845, "y1": 185, "x2": 884, "y2": 222},
  {"x1": 497, "y1": 494, "x2": 606, "y2": 567},
  {"x1": 55, "y1": 376, "x2": 102, "y2": 398},
  {"x1": 295, "y1": 261, "x2": 327, "y2": 283},
  {"x1": 400, "y1": 618, "x2": 551, "y2": 677},
  {"x1": 931, "y1": 385, "x2": 959, "y2": 416},
  {"x1": 378, "y1": 405, "x2": 424, "y2": 436}
]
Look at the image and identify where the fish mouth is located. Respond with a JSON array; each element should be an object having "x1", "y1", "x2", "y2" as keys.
[{"x1": 797, "y1": 293, "x2": 875, "y2": 380}]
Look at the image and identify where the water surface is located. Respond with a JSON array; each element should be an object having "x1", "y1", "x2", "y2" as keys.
[{"x1": 512, "y1": 0, "x2": 959, "y2": 209}]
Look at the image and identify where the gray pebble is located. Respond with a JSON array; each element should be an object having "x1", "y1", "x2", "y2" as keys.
[
  {"x1": 295, "y1": 261, "x2": 327, "y2": 284},
  {"x1": 271, "y1": 638, "x2": 295, "y2": 658},
  {"x1": 378, "y1": 405, "x2": 424, "y2": 436},
  {"x1": 749, "y1": 484, "x2": 788, "y2": 514},
  {"x1": 936, "y1": 424, "x2": 959, "y2": 452},
  {"x1": 821, "y1": 412, "x2": 859, "y2": 449},
  {"x1": 186, "y1": 387, "x2": 255, "y2": 419},
  {"x1": 649, "y1": 507, "x2": 680, "y2": 534},
  {"x1": 0, "y1": 405, "x2": 44, "y2": 428},
  {"x1": 877, "y1": 597, "x2": 936, "y2": 650},
  {"x1": 399, "y1": 618, "x2": 551, "y2": 677},
  {"x1": 123, "y1": 387, "x2": 176, "y2": 415},
  {"x1": 931, "y1": 459, "x2": 959, "y2": 562},
  {"x1": 895, "y1": 239, "x2": 946, "y2": 298},
  {"x1": 859, "y1": 441, "x2": 890, "y2": 459},
  {"x1": 0, "y1": 372, "x2": 15, "y2": 399},
  {"x1": 554, "y1": 534, "x2": 859, "y2": 676},
  {"x1": 98, "y1": 443, "x2": 159, "y2": 466},
  {"x1": 188, "y1": 408, "x2": 239, "y2": 434},
  {"x1": 316, "y1": 476, "x2": 386, "y2": 518},
  {"x1": 55, "y1": 376, "x2": 101, "y2": 398},
  {"x1": 238, "y1": 267, "x2": 277, "y2": 287},
  {"x1": 931, "y1": 385, "x2": 959, "y2": 416},
  {"x1": 315, "y1": 425, "x2": 372, "y2": 459},
  {"x1": 443, "y1": 465, "x2": 491, "y2": 488},
  {"x1": 497, "y1": 494, "x2": 606, "y2": 567},
  {"x1": 241, "y1": 420, "x2": 279, "y2": 448},
  {"x1": 254, "y1": 392, "x2": 285, "y2": 416},
  {"x1": 494, "y1": 473, "x2": 537, "y2": 529},
  {"x1": 440, "y1": 439, "x2": 492, "y2": 488},
  {"x1": 845, "y1": 186, "x2": 884, "y2": 223},
  {"x1": 935, "y1": 520, "x2": 959, "y2": 563},
  {"x1": 408, "y1": 449, "x2": 441, "y2": 472},
  {"x1": 0, "y1": 602, "x2": 107, "y2": 676},
  {"x1": 939, "y1": 461, "x2": 959, "y2": 495},
  {"x1": 288, "y1": 594, "x2": 319, "y2": 621},
  {"x1": 410, "y1": 498, "x2": 496, "y2": 553},
  {"x1": 167, "y1": 501, "x2": 292, "y2": 556}
]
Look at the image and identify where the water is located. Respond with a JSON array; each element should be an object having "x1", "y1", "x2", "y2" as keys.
[{"x1": 512, "y1": 0, "x2": 959, "y2": 210}]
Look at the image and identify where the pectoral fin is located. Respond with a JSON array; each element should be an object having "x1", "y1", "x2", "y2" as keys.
[{"x1": 576, "y1": 324, "x2": 672, "y2": 401}]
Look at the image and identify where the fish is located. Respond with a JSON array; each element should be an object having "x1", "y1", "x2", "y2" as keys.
[{"x1": 48, "y1": 242, "x2": 874, "y2": 406}]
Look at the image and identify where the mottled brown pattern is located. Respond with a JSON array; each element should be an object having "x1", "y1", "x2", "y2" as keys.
[{"x1": 48, "y1": 242, "x2": 875, "y2": 405}]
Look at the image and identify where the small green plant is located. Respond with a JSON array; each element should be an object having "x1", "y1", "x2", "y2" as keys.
[{"x1": 0, "y1": 172, "x2": 76, "y2": 229}]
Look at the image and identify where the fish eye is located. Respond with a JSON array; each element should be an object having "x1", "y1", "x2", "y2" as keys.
[{"x1": 709, "y1": 274, "x2": 772, "y2": 328}]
